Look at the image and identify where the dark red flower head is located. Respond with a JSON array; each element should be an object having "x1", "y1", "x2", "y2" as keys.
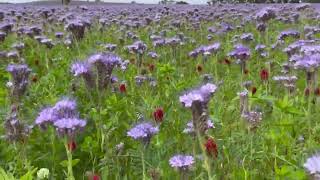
[
  {"x1": 149, "y1": 63, "x2": 155, "y2": 72},
  {"x1": 34, "y1": 59, "x2": 39, "y2": 66},
  {"x1": 223, "y1": 58, "x2": 231, "y2": 65},
  {"x1": 119, "y1": 83, "x2": 126, "y2": 93},
  {"x1": 153, "y1": 107, "x2": 164, "y2": 123},
  {"x1": 251, "y1": 86, "x2": 257, "y2": 95},
  {"x1": 304, "y1": 88, "x2": 310, "y2": 96},
  {"x1": 260, "y1": 69, "x2": 269, "y2": 81},
  {"x1": 204, "y1": 137, "x2": 218, "y2": 158},
  {"x1": 32, "y1": 75, "x2": 38, "y2": 83},
  {"x1": 315, "y1": 87, "x2": 320, "y2": 96},
  {"x1": 197, "y1": 64, "x2": 203, "y2": 73},
  {"x1": 67, "y1": 140, "x2": 76, "y2": 152},
  {"x1": 88, "y1": 174, "x2": 100, "y2": 180}
]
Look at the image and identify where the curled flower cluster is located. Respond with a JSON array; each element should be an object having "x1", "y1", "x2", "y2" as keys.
[
  {"x1": 35, "y1": 98, "x2": 86, "y2": 137},
  {"x1": 180, "y1": 83, "x2": 217, "y2": 135},
  {"x1": 183, "y1": 119, "x2": 214, "y2": 135},
  {"x1": 4, "y1": 106, "x2": 32, "y2": 142},
  {"x1": 169, "y1": 155, "x2": 194, "y2": 171},
  {"x1": 304, "y1": 154, "x2": 320, "y2": 179},
  {"x1": 6, "y1": 64, "x2": 31, "y2": 102},
  {"x1": 71, "y1": 52, "x2": 122, "y2": 90},
  {"x1": 127, "y1": 122, "x2": 159, "y2": 146},
  {"x1": 189, "y1": 42, "x2": 221, "y2": 58}
]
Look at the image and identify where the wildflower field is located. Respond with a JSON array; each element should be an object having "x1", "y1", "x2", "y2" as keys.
[{"x1": 1, "y1": 2, "x2": 320, "y2": 179}]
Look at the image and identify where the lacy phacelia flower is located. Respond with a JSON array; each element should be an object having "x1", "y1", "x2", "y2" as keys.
[
  {"x1": 35, "y1": 98, "x2": 84, "y2": 137},
  {"x1": 238, "y1": 90, "x2": 249, "y2": 115},
  {"x1": 183, "y1": 119, "x2": 214, "y2": 134},
  {"x1": 88, "y1": 52, "x2": 122, "y2": 90},
  {"x1": 53, "y1": 118, "x2": 86, "y2": 137},
  {"x1": 169, "y1": 155, "x2": 194, "y2": 170},
  {"x1": 71, "y1": 61, "x2": 91, "y2": 77},
  {"x1": 179, "y1": 83, "x2": 217, "y2": 108},
  {"x1": 65, "y1": 20, "x2": 86, "y2": 40},
  {"x1": 71, "y1": 61, "x2": 95, "y2": 89},
  {"x1": 304, "y1": 154, "x2": 320, "y2": 175},
  {"x1": 127, "y1": 122, "x2": 159, "y2": 141},
  {"x1": 52, "y1": 99, "x2": 78, "y2": 119},
  {"x1": 278, "y1": 30, "x2": 300, "y2": 41},
  {"x1": 35, "y1": 107, "x2": 56, "y2": 128},
  {"x1": 180, "y1": 83, "x2": 217, "y2": 135},
  {"x1": 5, "y1": 107, "x2": 32, "y2": 142},
  {"x1": 241, "y1": 111, "x2": 262, "y2": 128},
  {"x1": 255, "y1": 7, "x2": 276, "y2": 22},
  {"x1": 228, "y1": 44, "x2": 250, "y2": 61},
  {"x1": 294, "y1": 54, "x2": 320, "y2": 71},
  {"x1": 6, "y1": 64, "x2": 31, "y2": 101}
]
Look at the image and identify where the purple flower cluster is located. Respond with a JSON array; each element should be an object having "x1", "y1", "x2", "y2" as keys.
[
  {"x1": 126, "y1": 41, "x2": 147, "y2": 55},
  {"x1": 183, "y1": 119, "x2": 214, "y2": 134},
  {"x1": 278, "y1": 30, "x2": 300, "y2": 40},
  {"x1": 6, "y1": 64, "x2": 31, "y2": 101},
  {"x1": 65, "y1": 20, "x2": 86, "y2": 40},
  {"x1": 294, "y1": 54, "x2": 320, "y2": 71},
  {"x1": 169, "y1": 155, "x2": 194, "y2": 170},
  {"x1": 4, "y1": 106, "x2": 32, "y2": 142},
  {"x1": 228, "y1": 44, "x2": 251, "y2": 61},
  {"x1": 35, "y1": 98, "x2": 86, "y2": 137},
  {"x1": 189, "y1": 42, "x2": 221, "y2": 58},
  {"x1": 255, "y1": 7, "x2": 276, "y2": 22},
  {"x1": 304, "y1": 154, "x2": 320, "y2": 175},
  {"x1": 179, "y1": 83, "x2": 217, "y2": 108},
  {"x1": 127, "y1": 122, "x2": 159, "y2": 146},
  {"x1": 127, "y1": 122, "x2": 159, "y2": 139},
  {"x1": 71, "y1": 52, "x2": 122, "y2": 90}
]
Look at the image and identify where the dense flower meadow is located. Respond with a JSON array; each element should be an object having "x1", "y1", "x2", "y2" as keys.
[{"x1": 1, "y1": 2, "x2": 320, "y2": 179}]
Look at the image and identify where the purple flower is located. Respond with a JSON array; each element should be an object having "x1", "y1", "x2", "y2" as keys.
[
  {"x1": 228, "y1": 44, "x2": 250, "y2": 60},
  {"x1": 304, "y1": 154, "x2": 320, "y2": 175},
  {"x1": 255, "y1": 7, "x2": 276, "y2": 22},
  {"x1": 183, "y1": 119, "x2": 214, "y2": 134},
  {"x1": 255, "y1": 44, "x2": 266, "y2": 52},
  {"x1": 104, "y1": 43, "x2": 117, "y2": 51},
  {"x1": 148, "y1": 51, "x2": 158, "y2": 59},
  {"x1": 169, "y1": 155, "x2": 194, "y2": 170},
  {"x1": 88, "y1": 52, "x2": 122, "y2": 90},
  {"x1": 52, "y1": 99, "x2": 78, "y2": 119},
  {"x1": 179, "y1": 83, "x2": 217, "y2": 108},
  {"x1": 65, "y1": 20, "x2": 86, "y2": 40},
  {"x1": 71, "y1": 61, "x2": 91, "y2": 77},
  {"x1": 278, "y1": 30, "x2": 300, "y2": 41},
  {"x1": 127, "y1": 122, "x2": 159, "y2": 140},
  {"x1": 294, "y1": 54, "x2": 320, "y2": 71},
  {"x1": 55, "y1": 32, "x2": 64, "y2": 39},
  {"x1": 126, "y1": 41, "x2": 147, "y2": 54},
  {"x1": 53, "y1": 118, "x2": 86, "y2": 137},
  {"x1": 240, "y1": 33, "x2": 254, "y2": 41},
  {"x1": 6, "y1": 64, "x2": 31, "y2": 100},
  {"x1": 5, "y1": 108, "x2": 32, "y2": 142},
  {"x1": 35, "y1": 107, "x2": 56, "y2": 126}
]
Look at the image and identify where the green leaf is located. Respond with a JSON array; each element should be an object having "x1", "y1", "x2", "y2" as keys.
[
  {"x1": 60, "y1": 159, "x2": 80, "y2": 167},
  {"x1": 20, "y1": 168, "x2": 38, "y2": 180},
  {"x1": 0, "y1": 167, "x2": 15, "y2": 180},
  {"x1": 60, "y1": 160, "x2": 68, "y2": 167}
]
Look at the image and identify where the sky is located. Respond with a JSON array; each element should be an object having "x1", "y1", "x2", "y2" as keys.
[{"x1": 0, "y1": 0, "x2": 207, "y2": 4}]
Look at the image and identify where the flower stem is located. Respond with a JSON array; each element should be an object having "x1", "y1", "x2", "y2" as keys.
[
  {"x1": 65, "y1": 138, "x2": 75, "y2": 180},
  {"x1": 140, "y1": 149, "x2": 146, "y2": 180}
]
